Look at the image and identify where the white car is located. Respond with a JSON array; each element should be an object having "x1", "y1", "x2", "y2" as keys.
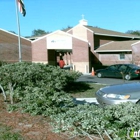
[{"x1": 95, "y1": 82, "x2": 140, "y2": 106}]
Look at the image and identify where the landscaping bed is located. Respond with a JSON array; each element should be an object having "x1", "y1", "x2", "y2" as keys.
[
  {"x1": 0, "y1": 95, "x2": 104, "y2": 140},
  {"x1": 0, "y1": 95, "x2": 70, "y2": 140},
  {"x1": 0, "y1": 62, "x2": 139, "y2": 140},
  {"x1": 0, "y1": 62, "x2": 101, "y2": 139}
]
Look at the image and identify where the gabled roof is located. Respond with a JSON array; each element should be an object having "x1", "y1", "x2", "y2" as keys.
[
  {"x1": 94, "y1": 40, "x2": 138, "y2": 52},
  {"x1": 0, "y1": 28, "x2": 31, "y2": 42},
  {"x1": 85, "y1": 26, "x2": 140, "y2": 39},
  {"x1": 32, "y1": 30, "x2": 88, "y2": 43}
]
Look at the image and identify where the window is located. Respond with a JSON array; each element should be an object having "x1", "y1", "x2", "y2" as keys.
[
  {"x1": 109, "y1": 65, "x2": 117, "y2": 70},
  {"x1": 118, "y1": 64, "x2": 131, "y2": 73},
  {"x1": 120, "y1": 53, "x2": 125, "y2": 60},
  {"x1": 119, "y1": 65, "x2": 127, "y2": 72}
]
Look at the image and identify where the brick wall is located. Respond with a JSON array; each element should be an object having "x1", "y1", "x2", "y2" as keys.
[
  {"x1": 87, "y1": 29, "x2": 94, "y2": 51},
  {"x1": 132, "y1": 43, "x2": 140, "y2": 66},
  {"x1": 71, "y1": 25, "x2": 87, "y2": 40},
  {"x1": 0, "y1": 30, "x2": 31, "y2": 62},
  {"x1": 72, "y1": 37, "x2": 89, "y2": 73},
  {"x1": 32, "y1": 37, "x2": 48, "y2": 63},
  {"x1": 99, "y1": 53, "x2": 132, "y2": 65},
  {"x1": 0, "y1": 30, "x2": 31, "y2": 45}
]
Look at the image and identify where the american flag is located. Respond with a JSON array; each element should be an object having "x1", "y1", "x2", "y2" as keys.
[{"x1": 17, "y1": 0, "x2": 26, "y2": 16}]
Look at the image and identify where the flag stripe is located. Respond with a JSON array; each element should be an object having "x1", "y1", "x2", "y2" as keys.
[{"x1": 17, "y1": 0, "x2": 26, "y2": 16}]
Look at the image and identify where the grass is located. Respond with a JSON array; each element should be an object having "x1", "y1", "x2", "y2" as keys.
[{"x1": 65, "y1": 81, "x2": 106, "y2": 98}]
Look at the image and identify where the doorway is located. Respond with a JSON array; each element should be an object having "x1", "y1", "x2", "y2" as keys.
[{"x1": 55, "y1": 50, "x2": 72, "y2": 67}]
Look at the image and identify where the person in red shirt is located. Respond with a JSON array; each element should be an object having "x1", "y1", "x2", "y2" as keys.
[{"x1": 59, "y1": 58, "x2": 65, "y2": 69}]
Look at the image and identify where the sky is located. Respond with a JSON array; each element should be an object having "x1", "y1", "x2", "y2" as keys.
[{"x1": 1, "y1": 0, "x2": 140, "y2": 37}]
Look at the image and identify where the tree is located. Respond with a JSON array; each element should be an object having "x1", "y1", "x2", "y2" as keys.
[
  {"x1": 31, "y1": 29, "x2": 50, "y2": 37},
  {"x1": 61, "y1": 26, "x2": 73, "y2": 31},
  {"x1": 126, "y1": 30, "x2": 140, "y2": 36},
  {"x1": 9, "y1": 31, "x2": 17, "y2": 34}
]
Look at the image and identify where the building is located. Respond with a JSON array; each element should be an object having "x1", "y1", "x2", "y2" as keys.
[
  {"x1": 32, "y1": 18, "x2": 140, "y2": 73},
  {"x1": 0, "y1": 29, "x2": 32, "y2": 63},
  {"x1": 1, "y1": 18, "x2": 140, "y2": 73}
]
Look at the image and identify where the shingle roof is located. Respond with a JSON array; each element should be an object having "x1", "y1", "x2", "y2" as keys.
[
  {"x1": 95, "y1": 40, "x2": 138, "y2": 52},
  {"x1": 85, "y1": 26, "x2": 140, "y2": 38}
]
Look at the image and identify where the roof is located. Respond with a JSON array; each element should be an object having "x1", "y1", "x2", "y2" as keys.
[
  {"x1": 85, "y1": 26, "x2": 140, "y2": 39},
  {"x1": 32, "y1": 30, "x2": 88, "y2": 43},
  {"x1": 26, "y1": 34, "x2": 49, "y2": 41},
  {"x1": 94, "y1": 40, "x2": 138, "y2": 52},
  {"x1": 0, "y1": 28, "x2": 31, "y2": 42}
]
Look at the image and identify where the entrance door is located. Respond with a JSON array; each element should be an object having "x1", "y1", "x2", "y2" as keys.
[
  {"x1": 48, "y1": 50, "x2": 56, "y2": 65},
  {"x1": 55, "y1": 50, "x2": 72, "y2": 66}
]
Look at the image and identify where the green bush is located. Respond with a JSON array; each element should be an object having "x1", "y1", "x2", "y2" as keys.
[
  {"x1": 51, "y1": 102, "x2": 140, "y2": 139},
  {"x1": 0, "y1": 61, "x2": 7, "y2": 67},
  {"x1": 0, "y1": 62, "x2": 81, "y2": 92},
  {"x1": 0, "y1": 62, "x2": 82, "y2": 115},
  {"x1": 0, "y1": 123, "x2": 23, "y2": 140}
]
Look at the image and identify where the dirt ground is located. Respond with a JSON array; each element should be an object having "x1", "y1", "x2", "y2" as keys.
[{"x1": 0, "y1": 95, "x2": 107, "y2": 140}]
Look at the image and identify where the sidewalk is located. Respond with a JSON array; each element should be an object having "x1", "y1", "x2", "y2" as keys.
[
  {"x1": 74, "y1": 98, "x2": 98, "y2": 105},
  {"x1": 83, "y1": 73, "x2": 92, "y2": 75}
]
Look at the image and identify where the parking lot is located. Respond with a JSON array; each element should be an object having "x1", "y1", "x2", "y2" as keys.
[
  {"x1": 76, "y1": 74, "x2": 140, "y2": 104},
  {"x1": 77, "y1": 74, "x2": 140, "y2": 85}
]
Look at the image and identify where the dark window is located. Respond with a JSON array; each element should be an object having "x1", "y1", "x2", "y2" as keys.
[
  {"x1": 128, "y1": 64, "x2": 140, "y2": 69},
  {"x1": 109, "y1": 65, "x2": 118, "y2": 70},
  {"x1": 119, "y1": 65, "x2": 128, "y2": 73}
]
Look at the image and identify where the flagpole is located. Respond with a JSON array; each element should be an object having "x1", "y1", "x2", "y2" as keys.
[{"x1": 15, "y1": 0, "x2": 22, "y2": 62}]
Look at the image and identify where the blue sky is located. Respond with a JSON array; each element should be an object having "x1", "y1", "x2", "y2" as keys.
[{"x1": 1, "y1": 0, "x2": 140, "y2": 37}]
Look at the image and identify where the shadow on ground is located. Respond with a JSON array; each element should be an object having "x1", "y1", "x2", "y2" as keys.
[{"x1": 64, "y1": 81, "x2": 93, "y2": 93}]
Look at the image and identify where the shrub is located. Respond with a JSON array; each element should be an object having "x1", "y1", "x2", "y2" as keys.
[
  {"x1": 0, "y1": 62, "x2": 82, "y2": 115},
  {"x1": 51, "y1": 102, "x2": 140, "y2": 139},
  {"x1": 0, "y1": 61, "x2": 7, "y2": 67}
]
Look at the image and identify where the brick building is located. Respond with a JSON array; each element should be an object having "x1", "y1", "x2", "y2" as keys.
[
  {"x1": 32, "y1": 30, "x2": 89, "y2": 73},
  {"x1": 1, "y1": 18, "x2": 140, "y2": 73},
  {"x1": 0, "y1": 29, "x2": 32, "y2": 62},
  {"x1": 32, "y1": 18, "x2": 140, "y2": 73}
]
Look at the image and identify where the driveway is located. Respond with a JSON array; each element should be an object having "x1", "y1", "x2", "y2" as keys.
[
  {"x1": 76, "y1": 74, "x2": 140, "y2": 104},
  {"x1": 77, "y1": 74, "x2": 140, "y2": 85},
  {"x1": 75, "y1": 75, "x2": 104, "y2": 105}
]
